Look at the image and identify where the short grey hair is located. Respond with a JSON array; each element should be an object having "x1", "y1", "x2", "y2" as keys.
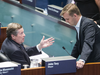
[{"x1": 7, "y1": 23, "x2": 22, "y2": 39}]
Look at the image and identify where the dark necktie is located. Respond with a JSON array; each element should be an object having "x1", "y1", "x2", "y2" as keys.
[{"x1": 20, "y1": 44, "x2": 30, "y2": 65}]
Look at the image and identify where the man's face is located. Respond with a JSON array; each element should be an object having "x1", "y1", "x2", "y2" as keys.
[
  {"x1": 63, "y1": 12, "x2": 77, "y2": 26},
  {"x1": 11, "y1": 28, "x2": 25, "y2": 44}
]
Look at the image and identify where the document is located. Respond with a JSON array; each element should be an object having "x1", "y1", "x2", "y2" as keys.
[
  {"x1": 0, "y1": 62, "x2": 18, "y2": 68},
  {"x1": 29, "y1": 51, "x2": 49, "y2": 63}
]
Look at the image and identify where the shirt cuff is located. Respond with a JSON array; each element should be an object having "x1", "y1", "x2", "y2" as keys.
[
  {"x1": 79, "y1": 59, "x2": 85, "y2": 63},
  {"x1": 36, "y1": 45, "x2": 42, "y2": 52}
]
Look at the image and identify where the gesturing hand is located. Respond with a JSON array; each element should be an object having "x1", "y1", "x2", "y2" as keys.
[{"x1": 38, "y1": 36, "x2": 54, "y2": 50}]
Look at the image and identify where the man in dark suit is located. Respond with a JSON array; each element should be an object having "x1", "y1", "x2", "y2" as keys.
[
  {"x1": 74, "y1": 0, "x2": 100, "y2": 25},
  {"x1": 60, "y1": 3, "x2": 100, "y2": 69},
  {"x1": 1, "y1": 23, "x2": 54, "y2": 68}
]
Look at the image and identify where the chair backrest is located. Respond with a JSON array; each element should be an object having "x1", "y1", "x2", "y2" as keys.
[{"x1": 0, "y1": 52, "x2": 10, "y2": 62}]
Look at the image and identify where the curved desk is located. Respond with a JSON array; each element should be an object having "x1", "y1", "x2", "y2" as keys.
[
  {"x1": 0, "y1": 1, "x2": 100, "y2": 75},
  {"x1": 21, "y1": 62, "x2": 100, "y2": 75},
  {"x1": 1, "y1": 0, "x2": 76, "y2": 57}
]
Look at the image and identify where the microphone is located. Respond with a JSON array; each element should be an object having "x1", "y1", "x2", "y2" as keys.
[{"x1": 62, "y1": 46, "x2": 70, "y2": 55}]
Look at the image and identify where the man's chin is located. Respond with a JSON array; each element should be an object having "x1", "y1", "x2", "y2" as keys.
[{"x1": 21, "y1": 41, "x2": 24, "y2": 44}]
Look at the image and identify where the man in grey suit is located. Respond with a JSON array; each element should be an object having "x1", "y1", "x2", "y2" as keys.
[
  {"x1": 60, "y1": 3, "x2": 100, "y2": 69},
  {"x1": 1, "y1": 23, "x2": 54, "y2": 68}
]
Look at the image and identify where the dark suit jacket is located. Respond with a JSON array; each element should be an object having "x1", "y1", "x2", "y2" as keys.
[
  {"x1": 71, "y1": 16, "x2": 100, "y2": 63},
  {"x1": 75, "y1": 0, "x2": 99, "y2": 21},
  {"x1": 1, "y1": 38, "x2": 41, "y2": 68}
]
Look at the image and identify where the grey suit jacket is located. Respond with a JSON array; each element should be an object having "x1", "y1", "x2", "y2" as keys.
[
  {"x1": 1, "y1": 38, "x2": 41, "y2": 68},
  {"x1": 71, "y1": 16, "x2": 100, "y2": 63}
]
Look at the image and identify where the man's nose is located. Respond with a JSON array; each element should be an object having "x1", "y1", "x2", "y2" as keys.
[{"x1": 23, "y1": 33, "x2": 25, "y2": 37}]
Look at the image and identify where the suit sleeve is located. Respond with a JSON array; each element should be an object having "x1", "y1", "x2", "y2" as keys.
[
  {"x1": 80, "y1": 23, "x2": 95, "y2": 61},
  {"x1": 25, "y1": 46, "x2": 41, "y2": 56}
]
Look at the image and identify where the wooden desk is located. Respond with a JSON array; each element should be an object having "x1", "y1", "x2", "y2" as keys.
[
  {"x1": 21, "y1": 67, "x2": 45, "y2": 75},
  {"x1": 0, "y1": 27, "x2": 7, "y2": 49},
  {"x1": 21, "y1": 62, "x2": 100, "y2": 75}
]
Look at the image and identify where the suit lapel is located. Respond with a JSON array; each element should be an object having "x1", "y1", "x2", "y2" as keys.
[
  {"x1": 78, "y1": 17, "x2": 86, "y2": 53},
  {"x1": 78, "y1": 17, "x2": 85, "y2": 52},
  {"x1": 10, "y1": 39, "x2": 30, "y2": 65},
  {"x1": 20, "y1": 44, "x2": 30, "y2": 65}
]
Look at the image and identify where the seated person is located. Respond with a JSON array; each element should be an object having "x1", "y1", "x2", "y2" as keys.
[{"x1": 1, "y1": 23, "x2": 54, "y2": 68}]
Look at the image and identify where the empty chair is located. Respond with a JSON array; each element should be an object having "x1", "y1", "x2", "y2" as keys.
[{"x1": 0, "y1": 52, "x2": 10, "y2": 62}]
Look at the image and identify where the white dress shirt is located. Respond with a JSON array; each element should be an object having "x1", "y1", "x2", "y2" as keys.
[
  {"x1": 74, "y1": 16, "x2": 85, "y2": 63},
  {"x1": 36, "y1": 45, "x2": 42, "y2": 52},
  {"x1": 74, "y1": 16, "x2": 82, "y2": 39}
]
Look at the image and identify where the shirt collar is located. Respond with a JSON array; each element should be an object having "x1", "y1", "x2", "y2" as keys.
[
  {"x1": 9, "y1": 38, "x2": 23, "y2": 47},
  {"x1": 75, "y1": 16, "x2": 82, "y2": 28}
]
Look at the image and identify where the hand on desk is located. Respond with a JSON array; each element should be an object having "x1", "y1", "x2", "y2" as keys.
[
  {"x1": 37, "y1": 36, "x2": 54, "y2": 50},
  {"x1": 76, "y1": 60, "x2": 85, "y2": 69}
]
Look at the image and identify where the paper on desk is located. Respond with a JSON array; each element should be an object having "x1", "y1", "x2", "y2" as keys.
[
  {"x1": 0, "y1": 61, "x2": 18, "y2": 68},
  {"x1": 29, "y1": 51, "x2": 49, "y2": 63}
]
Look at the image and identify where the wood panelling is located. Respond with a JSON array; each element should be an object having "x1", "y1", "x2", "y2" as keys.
[
  {"x1": 0, "y1": 27, "x2": 7, "y2": 49},
  {"x1": 21, "y1": 67, "x2": 45, "y2": 75},
  {"x1": 21, "y1": 62, "x2": 100, "y2": 75}
]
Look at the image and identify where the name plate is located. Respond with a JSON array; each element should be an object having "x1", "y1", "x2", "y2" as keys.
[
  {"x1": 0, "y1": 62, "x2": 21, "y2": 75},
  {"x1": 47, "y1": 5, "x2": 63, "y2": 19},
  {"x1": 22, "y1": 0, "x2": 36, "y2": 8},
  {"x1": 42, "y1": 56, "x2": 76, "y2": 75}
]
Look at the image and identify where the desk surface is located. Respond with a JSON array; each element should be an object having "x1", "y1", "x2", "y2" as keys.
[
  {"x1": 21, "y1": 62, "x2": 100, "y2": 75},
  {"x1": 0, "y1": 0, "x2": 76, "y2": 57}
]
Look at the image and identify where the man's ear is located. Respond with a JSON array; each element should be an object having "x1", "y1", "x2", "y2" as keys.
[
  {"x1": 11, "y1": 34, "x2": 15, "y2": 40},
  {"x1": 73, "y1": 13, "x2": 77, "y2": 17}
]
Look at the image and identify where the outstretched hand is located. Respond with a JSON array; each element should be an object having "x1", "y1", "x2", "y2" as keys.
[{"x1": 38, "y1": 36, "x2": 54, "y2": 50}]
